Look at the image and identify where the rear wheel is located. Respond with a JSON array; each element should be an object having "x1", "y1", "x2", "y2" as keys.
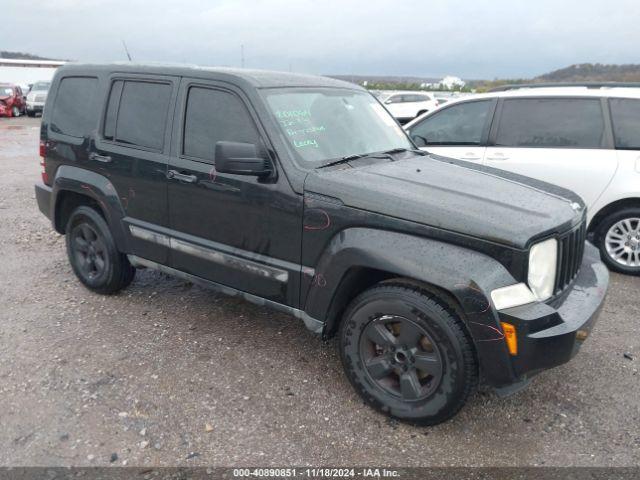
[
  {"x1": 596, "y1": 207, "x2": 640, "y2": 275},
  {"x1": 339, "y1": 283, "x2": 478, "y2": 425},
  {"x1": 11, "y1": 106, "x2": 20, "y2": 117},
  {"x1": 65, "y1": 206, "x2": 135, "y2": 294}
]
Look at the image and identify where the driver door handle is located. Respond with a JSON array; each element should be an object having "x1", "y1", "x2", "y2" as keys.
[
  {"x1": 461, "y1": 152, "x2": 481, "y2": 161},
  {"x1": 486, "y1": 152, "x2": 509, "y2": 161},
  {"x1": 89, "y1": 152, "x2": 112, "y2": 163},
  {"x1": 167, "y1": 169, "x2": 198, "y2": 183}
]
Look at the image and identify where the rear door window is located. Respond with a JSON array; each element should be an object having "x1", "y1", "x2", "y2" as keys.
[
  {"x1": 408, "y1": 100, "x2": 493, "y2": 145},
  {"x1": 111, "y1": 81, "x2": 172, "y2": 150},
  {"x1": 50, "y1": 77, "x2": 99, "y2": 138},
  {"x1": 182, "y1": 86, "x2": 261, "y2": 163},
  {"x1": 610, "y1": 98, "x2": 640, "y2": 150},
  {"x1": 495, "y1": 98, "x2": 605, "y2": 148}
]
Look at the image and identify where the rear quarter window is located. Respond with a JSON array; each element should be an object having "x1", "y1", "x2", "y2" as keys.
[
  {"x1": 50, "y1": 77, "x2": 99, "y2": 138},
  {"x1": 610, "y1": 98, "x2": 640, "y2": 150},
  {"x1": 112, "y1": 81, "x2": 172, "y2": 151}
]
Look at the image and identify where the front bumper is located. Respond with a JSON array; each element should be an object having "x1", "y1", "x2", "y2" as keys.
[
  {"x1": 26, "y1": 102, "x2": 44, "y2": 112},
  {"x1": 497, "y1": 241, "x2": 608, "y2": 384}
]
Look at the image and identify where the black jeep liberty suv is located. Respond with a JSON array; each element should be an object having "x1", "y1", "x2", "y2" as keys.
[{"x1": 35, "y1": 64, "x2": 609, "y2": 425}]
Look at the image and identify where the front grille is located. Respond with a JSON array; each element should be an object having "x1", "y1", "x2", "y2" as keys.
[{"x1": 554, "y1": 219, "x2": 587, "y2": 294}]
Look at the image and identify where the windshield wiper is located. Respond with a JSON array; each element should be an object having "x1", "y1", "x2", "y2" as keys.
[
  {"x1": 382, "y1": 147, "x2": 428, "y2": 156},
  {"x1": 318, "y1": 152, "x2": 392, "y2": 169}
]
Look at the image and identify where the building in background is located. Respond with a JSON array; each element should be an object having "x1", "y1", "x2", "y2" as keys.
[{"x1": 0, "y1": 58, "x2": 66, "y2": 91}]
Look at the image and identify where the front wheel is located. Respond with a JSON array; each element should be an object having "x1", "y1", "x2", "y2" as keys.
[
  {"x1": 65, "y1": 206, "x2": 136, "y2": 294},
  {"x1": 597, "y1": 208, "x2": 640, "y2": 275},
  {"x1": 11, "y1": 106, "x2": 20, "y2": 117},
  {"x1": 339, "y1": 283, "x2": 478, "y2": 425}
]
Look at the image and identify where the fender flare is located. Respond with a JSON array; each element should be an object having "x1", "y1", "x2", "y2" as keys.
[
  {"x1": 51, "y1": 165, "x2": 129, "y2": 251},
  {"x1": 304, "y1": 227, "x2": 520, "y2": 386}
]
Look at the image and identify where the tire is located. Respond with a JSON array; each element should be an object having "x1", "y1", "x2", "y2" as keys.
[
  {"x1": 65, "y1": 206, "x2": 136, "y2": 294},
  {"x1": 27, "y1": 110, "x2": 35, "y2": 117},
  {"x1": 11, "y1": 106, "x2": 20, "y2": 117},
  {"x1": 339, "y1": 283, "x2": 478, "y2": 425},
  {"x1": 595, "y1": 207, "x2": 640, "y2": 275}
]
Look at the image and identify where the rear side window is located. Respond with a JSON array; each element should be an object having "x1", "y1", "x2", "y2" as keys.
[
  {"x1": 50, "y1": 77, "x2": 98, "y2": 137},
  {"x1": 114, "y1": 81, "x2": 171, "y2": 150},
  {"x1": 408, "y1": 100, "x2": 493, "y2": 145},
  {"x1": 495, "y1": 98, "x2": 605, "y2": 148},
  {"x1": 183, "y1": 87, "x2": 261, "y2": 162},
  {"x1": 610, "y1": 98, "x2": 640, "y2": 150}
]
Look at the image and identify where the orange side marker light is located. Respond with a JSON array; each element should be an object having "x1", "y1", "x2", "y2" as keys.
[{"x1": 500, "y1": 322, "x2": 518, "y2": 356}]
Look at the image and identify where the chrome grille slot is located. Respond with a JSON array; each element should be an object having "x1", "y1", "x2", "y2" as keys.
[{"x1": 554, "y1": 220, "x2": 587, "y2": 295}]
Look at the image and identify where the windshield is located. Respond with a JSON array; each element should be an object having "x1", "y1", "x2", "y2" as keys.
[
  {"x1": 32, "y1": 81, "x2": 50, "y2": 91},
  {"x1": 1, "y1": 87, "x2": 13, "y2": 96},
  {"x1": 262, "y1": 88, "x2": 412, "y2": 164}
]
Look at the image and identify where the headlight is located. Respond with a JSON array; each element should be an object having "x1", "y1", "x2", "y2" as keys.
[{"x1": 528, "y1": 238, "x2": 558, "y2": 301}]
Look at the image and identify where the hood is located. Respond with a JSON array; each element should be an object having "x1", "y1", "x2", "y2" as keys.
[{"x1": 304, "y1": 154, "x2": 583, "y2": 249}]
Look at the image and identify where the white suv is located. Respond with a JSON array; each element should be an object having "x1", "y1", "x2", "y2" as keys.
[
  {"x1": 405, "y1": 84, "x2": 640, "y2": 275},
  {"x1": 378, "y1": 91, "x2": 439, "y2": 123}
]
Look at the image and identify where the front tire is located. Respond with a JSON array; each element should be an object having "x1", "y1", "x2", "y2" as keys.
[
  {"x1": 596, "y1": 208, "x2": 640, "y2": 275},
  {"x1": 11, "y1": 106, "x2": 20, "y2": 117},
  {"x1": 65, "y1": 206, "x2": 136, "y2": 294},
  {"x1": 339, "y1": 283, "x2": 478, "y2": 425}
]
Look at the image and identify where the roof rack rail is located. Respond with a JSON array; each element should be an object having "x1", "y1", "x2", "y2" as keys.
[{"x1": 488, "y1": 82, "x2": 640, "y2": 92}]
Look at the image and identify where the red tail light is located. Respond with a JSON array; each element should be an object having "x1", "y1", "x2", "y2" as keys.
[{"x1": 39, "y1": 140, "x2": 49, "y2": 184}]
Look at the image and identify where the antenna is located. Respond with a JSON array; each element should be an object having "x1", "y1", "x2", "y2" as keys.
[{"x1": 121, "y1": 40, "x2": 132, "y2": 61}]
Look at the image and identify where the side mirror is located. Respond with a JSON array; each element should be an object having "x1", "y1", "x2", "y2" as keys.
[
  {"x1": 215, "y1": 141, "x2": 271, "y2": 177},
  {"x1": 410, "y1": 134, "x2": 428, "y2": 147}
]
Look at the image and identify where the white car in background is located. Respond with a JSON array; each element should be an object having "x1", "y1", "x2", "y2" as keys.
[
  {"x1": 405, "y1": 84, "x2": 640, "y2": 275},
  {"x1": 26, "y1": 80, "x2": 51, "y2": 117},
  {"x1": 378, "y1": 91, "x2": 439, "y2": 123}
]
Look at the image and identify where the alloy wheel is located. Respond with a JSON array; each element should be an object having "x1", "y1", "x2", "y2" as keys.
[
  {"x1": 605, "y1": 217, "x2": 640, "y2": 267},
  {"x1": 71, "y1": 223, "x2": 108, "y2": 280},
  {"x1": 359, "y1": 314, "x2": 443, "y2": 401}
]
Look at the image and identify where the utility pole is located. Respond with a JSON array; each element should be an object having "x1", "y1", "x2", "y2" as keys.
[{"x1": 241, "y1": 44, "x2": 245, "y2": 68}]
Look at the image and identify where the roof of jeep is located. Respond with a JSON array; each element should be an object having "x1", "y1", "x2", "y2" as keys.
[{"x1": 55, "y1": 62, "x2": 361, "y2": 90}]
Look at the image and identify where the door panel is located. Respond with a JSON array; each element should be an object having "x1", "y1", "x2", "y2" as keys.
[
  {"x1": 167, "y1": 79, "x2": 302, "y2": 306},
  {"x1": 93, "y1": 75, "x2": 177, "y2": 265},
  {"x1": 483, "y1": 147, "x2": 617, "y2": 208},
  {"x1": 485, "y1": 97, "x2": 617, "y2": 209}
]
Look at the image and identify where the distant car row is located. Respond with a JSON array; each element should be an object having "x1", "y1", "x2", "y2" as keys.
[
  {"x1": 404, "y1": 85, "x2": 640, "y2": 274},
  {"x1": 373, "y1": 90, "x2": 469, "y2": 123},
  {"x1": 0, "y1": 81, "x2": 50, "y2": 117}
]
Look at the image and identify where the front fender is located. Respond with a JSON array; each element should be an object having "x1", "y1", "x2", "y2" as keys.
[
  {"x1": 52, "y1": 165, "x2": 129, "y2": 250},
  {"x1": 304, "y1": 227, "x2": 520, "y2": 386}
]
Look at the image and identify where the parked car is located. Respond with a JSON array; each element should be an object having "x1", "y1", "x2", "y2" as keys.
[
  {"x1": 379, "y1": 91, "x2": 439, "y2": 123},
  {"x1": 26, "y1": 81, "x2": 51, "y2": 117},
  {"x1": 405, "y1": 84, "x2": 640, "y2": 275},
  {"x1": 0, "y1": 83, "x2": 26, "y2": 117},
  {"x1": 35, "y1": 64, "x2": 608, "y2": 425}
]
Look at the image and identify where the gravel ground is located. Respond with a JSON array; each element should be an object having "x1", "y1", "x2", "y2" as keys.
[{"x1": 0, "y1": 116, "x2": 639, "y2": 468}]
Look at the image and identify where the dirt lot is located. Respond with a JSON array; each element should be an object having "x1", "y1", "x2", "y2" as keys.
[{"x1": 0, "y1": 116, "x2": 639, "y2": 467}]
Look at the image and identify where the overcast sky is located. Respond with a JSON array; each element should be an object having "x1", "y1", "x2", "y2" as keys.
[{"x1": 3, "y1": 0, "x2": 639, "y2": 79}]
